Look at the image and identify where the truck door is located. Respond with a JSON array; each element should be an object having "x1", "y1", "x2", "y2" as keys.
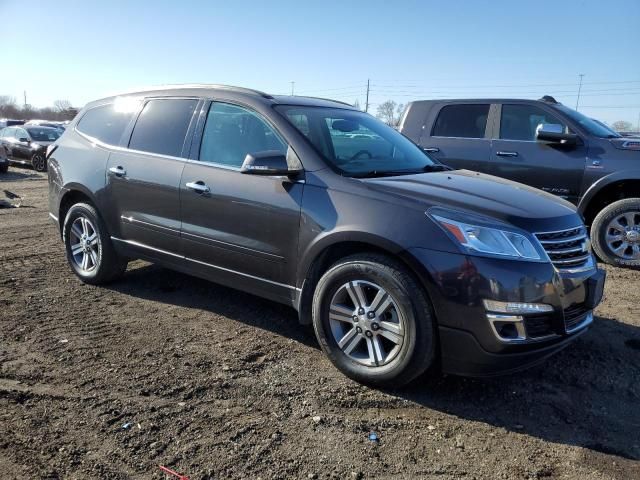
[
  {"x1": 418, "y1": 103, "x2": 492, "y2": 173},
  {"x1": 490, "y1": 103, "x2": 586, "y2": 203}
]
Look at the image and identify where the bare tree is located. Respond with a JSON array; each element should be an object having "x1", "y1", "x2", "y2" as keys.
[
  {"x1": 376, "y1": 100, "x2": 398, "y2": 126},
  {"x1": 53, "y1": 99, "x2": 72, "y2": 113},
  {"x1": 353, "y1": 99, "x2": 361, "y2": 111},
  {"x1": 612, "y1": 120, "x2": 633, "y2": 132}
]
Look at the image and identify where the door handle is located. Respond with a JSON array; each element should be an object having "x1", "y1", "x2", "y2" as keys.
[
  {"x1": 423, "y1": 147, "x2": 440, "y2": 153},
  {"x1": 108, "y1": 166, "x2": 127, "y2": 176},
  {"x1": 496, "y1": 151, "x2": 518, "y2": 158},
  {"x1": 186, "y1": 181, "x2": 211, "y2": 194}
]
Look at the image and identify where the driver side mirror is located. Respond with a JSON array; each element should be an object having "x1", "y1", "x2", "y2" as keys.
[
  {"x1": 240, "y1": 150, "x2": 302, "y2": 177},
  {"x1": 536, "y1": 123, "x2": 578, "y2": 145},
  {"x1": 19, "y1": 137, "x2": 29, "y2": 143}
]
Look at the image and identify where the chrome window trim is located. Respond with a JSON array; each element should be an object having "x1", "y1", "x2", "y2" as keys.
[{"x1": 111, "y1": 236, "x2": 299, "y2": 291}]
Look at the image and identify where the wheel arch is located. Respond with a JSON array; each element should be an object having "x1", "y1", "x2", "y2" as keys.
[
  {"x1": 295, "y1": 232, "x2": 437, "y2": 325},
  {"x1": 579, "y1": 172, "x2": 640, "y2": 226},
  {"x1": 57, "y1": 184, "x2": 100, "y2": 236}
]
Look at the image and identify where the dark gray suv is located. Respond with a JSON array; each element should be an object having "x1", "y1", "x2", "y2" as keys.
[{"x1": 48, "y1": 85, "x2": 605, "y2": 386}]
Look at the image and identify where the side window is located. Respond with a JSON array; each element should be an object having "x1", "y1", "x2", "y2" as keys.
[
  {"x1": 432, "y1": 104, "x2": 490, "y2": 139},
  {"x1": 500, "y1": 104, "x2": 566, "y2": 141},
  {"x1": 76, "y1": 103, "x2": 137, "y2": 145},
  {"x1": 15, "y1": 128, "x2": 28, "y2": 140},
  {"x1": 128, "y1": 99, "x2": 198, "y2": 157},
  {"x1": 199, "y1": 103, "x2": 286, "y2": 167}
]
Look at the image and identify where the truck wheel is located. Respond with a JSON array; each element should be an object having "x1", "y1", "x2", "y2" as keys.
[
  {"x1": 63, "y1": 202, "x2": 128, "y2": 284},
  {"x1": 311, "y1": 253, "x2": 436, "y2": 387},
  {"x1": 591, "y1": 198, "x2": 640, "y2": 268}
]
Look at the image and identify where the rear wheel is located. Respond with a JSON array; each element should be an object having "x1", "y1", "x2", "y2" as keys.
[
  {"x1": 312, "y1": 253, "x2": 436, "y2": 387},
  {"x1": 31, "y1": 153, "x2": 47, "y2": 172},
  {"x1": 63, "y1": 203, "x2": 128, "y2": 284},
  {"x1": 591, "y1": 198, "x2": 640, "y2": 268}
]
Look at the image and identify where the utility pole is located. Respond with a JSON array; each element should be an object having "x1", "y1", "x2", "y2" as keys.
[
  {"x1": 365, "y1": 79, "x2": 370, "y2": 113},
  {"x1": 575, "y1": 74, "x2": 585, "y2": 111},
  {"x1": 290, "y1": 81, "x2": 295, "y2": 96}
]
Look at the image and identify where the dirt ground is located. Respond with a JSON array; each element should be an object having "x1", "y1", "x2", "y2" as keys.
[{"x1": 0, "y1": 169, "x2": 638, "y2": 480}]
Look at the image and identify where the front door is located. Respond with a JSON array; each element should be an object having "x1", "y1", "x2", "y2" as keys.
[
  {"x1": 180, "y1": 101, "x2": 303, "y2": 302},
  {"x1": 105, "y1": 98, "x2": 199, "y2": 256},
  {"x1": 490, "y1": 103, "x2": 586, "y2": 203}
]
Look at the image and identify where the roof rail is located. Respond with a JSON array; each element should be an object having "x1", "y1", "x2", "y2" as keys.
[
  {"x1": 298, "y1": 96, "x2": 355, "y2": 107},
  {"x1": 113, "y1": 84, "x2": 274, "y2": 99}
]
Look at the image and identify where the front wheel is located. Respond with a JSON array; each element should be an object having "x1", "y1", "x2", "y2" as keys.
[
  {"x1": 312, "y1": 254, "x2": 436, "y2": 387},
  {"x1": 591, "y1": 198, "x2": 640, "y2": 268},
  {"x1": 63, "y1": 203, "x2": 128, "y2": 284},
  {"x1": 31, "y1": 152, "x2": 47, "y2": 172}
]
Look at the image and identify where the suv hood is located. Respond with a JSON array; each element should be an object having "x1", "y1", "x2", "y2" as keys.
[{"x1": 361, "y1": 169, "x2": 580, "y2": 232}]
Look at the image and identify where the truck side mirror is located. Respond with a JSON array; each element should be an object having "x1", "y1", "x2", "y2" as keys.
[{"x1": 536, "y1": 123, "x2": 578, "y2": 146}]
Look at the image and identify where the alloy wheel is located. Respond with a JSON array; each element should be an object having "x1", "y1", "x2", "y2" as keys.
[
  {"x1": 32, "y1": 154, "x2": 46, "y2": 172},
  {"x1": 605, "y1": 211, "x2": 640, "y2": 261},
  {"x1": 328, "y1": 280, "x2": 405, "y2": 367},
  {"x1": 69, "y1": 216, "x2": 100, "y2": 273}
]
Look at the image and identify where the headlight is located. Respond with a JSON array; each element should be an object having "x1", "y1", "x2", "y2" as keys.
[
  {"x1": 30, "y1": 143, "x2": 41, "y2": 150},
  {"x1": 431, "y1": 211, "x2": 542, "y2": 261}
]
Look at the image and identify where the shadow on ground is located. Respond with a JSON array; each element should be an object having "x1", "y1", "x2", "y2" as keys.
[{"x1": 108, "y1": 263, "x2": 640, "y2": 462}]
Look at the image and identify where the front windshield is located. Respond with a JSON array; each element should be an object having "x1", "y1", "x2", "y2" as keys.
[
  {"x1": 553, "y1": 105, "x2": 621, "y2": 138},
  {"x1": 27, "y1": 128, "x2": 60, "y2": 142},
  {"x1": 276, "y1": 105, "x2": 435, "y2": 176}
]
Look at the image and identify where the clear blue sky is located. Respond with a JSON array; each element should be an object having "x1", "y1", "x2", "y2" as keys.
[{"x1": 2, "y1": 0, "x2": 639, "y2": 125}]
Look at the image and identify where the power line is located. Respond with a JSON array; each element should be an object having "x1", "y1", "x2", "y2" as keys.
[{"x1": 576, "y1": 74, "x2": 585, "y2": 111}]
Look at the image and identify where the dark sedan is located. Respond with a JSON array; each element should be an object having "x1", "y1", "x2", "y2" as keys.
[{"x1": 0, "y1": 125, "x2": 60, "y2": 172}]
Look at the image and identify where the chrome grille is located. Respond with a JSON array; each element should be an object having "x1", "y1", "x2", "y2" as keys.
[{"x1": 535, "y1": 226, "x2": 591, "y2": 269}]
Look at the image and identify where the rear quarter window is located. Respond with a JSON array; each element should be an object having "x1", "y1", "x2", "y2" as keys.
[
  {"x1": 432, "y1": 104, "x2": 490, "y2": 138},
  {"x1": 76, "y1": 103, "x2": 137, "y2": 146}
]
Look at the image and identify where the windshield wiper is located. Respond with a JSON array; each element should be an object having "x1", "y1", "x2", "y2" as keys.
[{"x1": 348, "y1": 164, "x2": 452, "y2": 178}]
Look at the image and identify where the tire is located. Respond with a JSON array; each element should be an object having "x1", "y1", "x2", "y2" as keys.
[
  {"x1": 0, "y1": 163, "x2": 7, "y2": 174},
  {"x1": 63, "y1": 202, "x2": 128, "y2": 284},
  {"x1": 312, "y1": 253, "x2": 436, "y2": 387},
  {"x1": 591, "y1": 198, "x2": 640, "y2": 268},
  {"x1": 31, "y1": 152, "x2": 47, "y2": 172}
]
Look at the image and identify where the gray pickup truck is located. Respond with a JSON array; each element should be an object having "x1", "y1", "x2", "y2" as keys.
[{"x1": 399, "y1": 96, "x2": 640, "y2": 267}]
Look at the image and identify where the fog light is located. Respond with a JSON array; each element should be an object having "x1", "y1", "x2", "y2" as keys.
[
  {"x1": 487, "y1": 313, "x2": 527, "y2": 342},
  {"x1": 483, "y1": 300, "x2": 553, "y2": 314}
]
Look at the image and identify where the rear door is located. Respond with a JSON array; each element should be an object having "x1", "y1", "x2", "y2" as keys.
[
  {"x1": 490, "y1": 103, "x2": 586, "y2": 203},
  {"x1": 419, "y1": 103, "x2": 492, "y2": 172},
  {"x1": 179, "y1": 101, "x2": 303, "y2": 302},
  {"x1": 105, "y1": 97, "x2": 199, "y2": 257}
]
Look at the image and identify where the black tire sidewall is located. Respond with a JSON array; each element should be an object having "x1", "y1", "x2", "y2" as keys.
[
  {"x1": 63, "y1": 204, "x2": 107, "y2": 281},
  {"x1": 312, "y1": 257, "x2": 434, "y2": 386},
  {"x1": 591, "y1": 198, "x2": 640, "y2": 267}
]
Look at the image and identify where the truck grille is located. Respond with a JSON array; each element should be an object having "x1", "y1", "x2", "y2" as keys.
[{"x1": 535, "y1": 227, "x2": 591, "y2": 269}]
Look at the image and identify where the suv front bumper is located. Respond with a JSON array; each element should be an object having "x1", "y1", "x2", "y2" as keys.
[{"x1": 406, "y1": 248, "x2": 605, "y2": 376}]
